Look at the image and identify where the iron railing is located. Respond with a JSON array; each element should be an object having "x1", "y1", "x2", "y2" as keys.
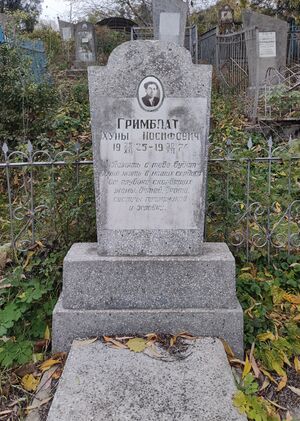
[
  {"x1": 287, "y1": 25, "x2": 300, "y2": 66},
  {"x1": 0, "y1": 138, "x2": 299, "y2": 262},
  {"x1": 215, "y1": 27, "x2": 255, "y2": 93},
  {"x1": 199, "y1": 26, "x2": 300, "y2": 93}
]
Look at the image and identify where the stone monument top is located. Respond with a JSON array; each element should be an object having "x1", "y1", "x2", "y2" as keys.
[{"x1": 152, "y1": 0, "x2": 188, "y2": 46}]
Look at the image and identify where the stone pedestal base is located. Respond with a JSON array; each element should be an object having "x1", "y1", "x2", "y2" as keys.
[{"x1": 52, "y1": 242, "x2": 244, "y2": 357}]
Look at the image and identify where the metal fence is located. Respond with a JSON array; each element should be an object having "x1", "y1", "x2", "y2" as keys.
[
  {"x1": 287, "y1": 25, "x2": 300, "y2": 66},
  {"x1": 0, "y1": 138, "x2": 299, "y2": 262},
  {"x1": 198, "y1": 27, "x2": 216, "y2": 65},
  {"x1": 215, "y1": 27, "x2": 256, "y2": 93},
  {"x1": 257, "y1": 64, "x2": 300, "y2": 121},
  {"x1": 199, "y1": 25, "x2": 300, "y2": 93}
]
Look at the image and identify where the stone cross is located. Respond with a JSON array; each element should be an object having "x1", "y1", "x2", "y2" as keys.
[{"x1": 152, "y1": 0, "x2": 188, "y2": 46}]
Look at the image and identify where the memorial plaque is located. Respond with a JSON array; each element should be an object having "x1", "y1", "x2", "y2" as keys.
[
  {"x1": 89, "y1": 41, "x2": 212, "y2": 256},
  {"x1": 62, "y1": 27, "x2": 72, "y2": 41},
  {"x1": 259, "y1": 32, "x2": 276, "y2": 58}
]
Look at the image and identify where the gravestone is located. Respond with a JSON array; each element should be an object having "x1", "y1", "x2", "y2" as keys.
[
  {"x1": 74, "y1": 21, "x2": 96, "y2": 67},
  {"x1": 58, "y1": 19, "x2": 75, "y2": 42},
  {"x1": 242, "y1": 10, "x2": 288, "y2": 87},
  {"x1": 51, "y1": 37, "x2": 244, "y2": 357},
  {"x1": 152, "y1": 0, "x2": 188, "y2": 46}
]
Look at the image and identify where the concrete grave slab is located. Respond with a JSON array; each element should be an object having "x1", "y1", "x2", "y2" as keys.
[{"x1": 47, "y1": 338, "x2": 246, "y2": 421}]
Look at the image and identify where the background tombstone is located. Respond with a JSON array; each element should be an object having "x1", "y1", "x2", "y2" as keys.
[
  {"x1": 74, "y1": 21, "x2": 96, "y2": 67},
  {"x1": 219, "y1": 4, "x2": 234, "y2": 34},
  {"x1": 152, "y1": 0, "x2": 188, "y2": 46},
  {"x1": 243, "y1": 10, "x2": 289, "y2": 88},
  {"x1": 58, "y1": 19, "x2": 75, "y2": 42},
  {"x1": 52, "y1": 38, "x2": 244, "y2": 357}
]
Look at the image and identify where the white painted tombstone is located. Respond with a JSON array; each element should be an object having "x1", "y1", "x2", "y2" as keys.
[{"x1": 152, "y1": 0, "x2": 188, "y2": 46}]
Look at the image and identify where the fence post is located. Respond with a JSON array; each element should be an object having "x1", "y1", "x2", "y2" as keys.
[{"x1": 2, "y1": 142, "x2": 15, "y2": 248}]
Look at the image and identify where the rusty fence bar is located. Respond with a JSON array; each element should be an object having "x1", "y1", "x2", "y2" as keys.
[{"x1": 0, "y1": 138, "x2": 299, "y2": 262}]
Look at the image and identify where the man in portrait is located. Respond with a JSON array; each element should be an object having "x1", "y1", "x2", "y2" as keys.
[{"x1": 142, "y1": 81, "x2": 160, "y2": 107}]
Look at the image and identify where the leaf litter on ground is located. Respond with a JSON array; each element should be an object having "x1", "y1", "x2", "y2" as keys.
[{"x1": 101, "y1": 332, "x2": 198, "y2": 361}]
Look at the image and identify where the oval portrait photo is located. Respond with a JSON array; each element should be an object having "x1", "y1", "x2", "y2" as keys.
[{"x1": 138, "y1": 76, "x2": 164, "y2": 111}]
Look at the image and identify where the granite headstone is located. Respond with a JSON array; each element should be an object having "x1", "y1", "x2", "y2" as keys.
[
  {"x1": 243, "y1": 10, "x2": 288, "y2": 87},
  {"x1": 90, "y1": 41, "x2": 210, "y2": 256},
  {"x1": 152, "y1": 0, "x2": 188, "y2": 46}
]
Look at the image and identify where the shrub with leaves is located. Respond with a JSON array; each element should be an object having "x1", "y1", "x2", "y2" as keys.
[{"x1": 0, "y1": 247, "x2": 64, "y2": 367}]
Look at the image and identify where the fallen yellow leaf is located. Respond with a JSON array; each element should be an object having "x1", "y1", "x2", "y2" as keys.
[
  {"x1": 44, "y1": 325, "x2": 50, "y2": 341},
  {"x1": 26, "y1": 397, "x2": 52, "y2": 412},
  {"x1": 257, "y1": 332, "x2": 276, "y2": 341},
  {"x1": 260, "y1": 378, "x2": 270, "y2": 391},
  {"x1": 242, "y1": 355, "x2": 251, "y2": 379},
  {"x1": 274, "y1": 202, "x2": 281, "y2": 213},
  {"x1": 277, "y1": 375, "x2": 287, "y2": 391},
  {"x1": 21, "y1": 374, "x2": 39, "y2": 392},
  {"x1": 229, "y1": 358, "x2": 245, "y2": 366},
  {"x1": 33, "y1": 353, "x2": 44, "y2": 363},
  {"x1": 170, "y1": 336, "x2": 177, "y2": 347},
  {"x1": 103, "y1": 337, "x2": 127, "y2": 349},
  {"x1": 177, "y1": 332, "x2": 197, "y2": 340},
  {"x1": 0, "y1": 410, "x2": 13, "y2": 416},
  {"x1": 221, "y1": 340, "x2": 235, "y2": 358},
  {"x1": 144, "y1": 333, "x2": 158, "y2": 341},
  {"x1": 266, "y1": 399, "x2": 287, "y2": 410},
  {"x1": 283, "y1": 293, "x2": 300, "y2": 305},
  {"x1": 126, "y1": 338, "x2": 148, "y2": 353},
  {"x1": 294, "y1": 356, "x2": 300, "y2": 373},
  {"x1": 285, "y1": 411, "x2": 293, "y2": 421},
  {"x1": 260, "y1": 368, "x2": 277, "y2": 384},
  {"x1": 73, "y1": 338, "x2": 97, "y2": 347},
  {"x1": 250, "y1": 353, "x2": 261, "y2": 378},
  {"x1": 23, "y1": 251, "x2": 35, "y2": 269},
  {"x1": 280, "y1": 351, "x2": 291, "y2": 367},
  {"x1": 39, "y1": 358, "x2": 61, "y2": 372},
  {"x1": 287, "y1": 386, "x2": 300, "y2": 396}
]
